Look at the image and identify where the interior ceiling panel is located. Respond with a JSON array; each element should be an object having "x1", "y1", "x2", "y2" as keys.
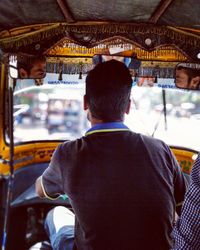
[
  {"x1": 0, "y1": 0, "x2": 199, "y2": 30},
  {"x1": 65, "y1": 0, "x2": 160, "y2": 21},
  {"x1": 0, "y1": 0, "x2": 64, "y2": 30},
  {"x1": 159, "y1": 0, "x2": 200, "y2": 28}
]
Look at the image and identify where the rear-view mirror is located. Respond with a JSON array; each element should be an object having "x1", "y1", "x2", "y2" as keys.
[
  {"x1": 92, "y1": 54, "x2": 177, "y2": 80},
  {"x1": 9, "y1": 54, "x2": 46, "y2": 79},
  {"x1": 175, "y1": 63, "x2": 200, "y2": 90},
  {"x1": 92, "y1": 54, "x2": 141, "y2": 69}
]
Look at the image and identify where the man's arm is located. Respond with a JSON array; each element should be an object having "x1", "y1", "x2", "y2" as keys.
[
  {"x1": 167, "y1": 147, "x2": 189, "y2": 215},
  {"x1": 35, "y1": 176, "x2": 45, "y2": 198},
  {"x1": 35, "y1": 144, "x2": 64, "y2": 200},
  {"x1": 174, "y1": 166, "x2": 189, "y2": 216},
  {"x1": 174, "y1": 171, "x2": 189, "y2": 216}
]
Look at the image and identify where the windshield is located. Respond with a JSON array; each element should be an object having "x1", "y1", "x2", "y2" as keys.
[
  {"x1": 11, "y1": 74, "x2": 200, "y2": 151},
  {"x1": 128, "y1": 88, "x2": 200, "y2": 151}
]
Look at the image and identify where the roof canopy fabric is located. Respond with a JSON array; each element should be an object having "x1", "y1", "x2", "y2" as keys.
[
  {"x1": 0, "y1": 0, "x2": 199, "y2": 61},
  {"x1": 0, "y1": 0, "x2": 199, "y2": 30}
]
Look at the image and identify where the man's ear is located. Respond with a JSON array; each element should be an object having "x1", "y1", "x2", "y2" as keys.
[
  {"x1": 125, "y1": 99, "x2": 131, "y2": 114},
  {"x1": 191, "y1": 76, "x2": 200, "y2": 89},
  {"x1": 83, "y1": 95, "x2": 88, "y2": 110}
]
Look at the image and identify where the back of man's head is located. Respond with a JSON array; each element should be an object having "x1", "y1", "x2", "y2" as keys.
[{"x1": 86, "y1": 59, "x2": 132, "y2": 122}]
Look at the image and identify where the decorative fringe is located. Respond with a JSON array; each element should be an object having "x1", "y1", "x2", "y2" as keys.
[
  {"x1": 47, "y1": 62, "x2": 93, "y2": 75},
  {"x1": 0, "y1": 23, "x2": 66, "y2": 49},
  {"x1": 47, "y1": 41, "x2": 186, "y2": 62},
  {"x1": 1, "y1": 23, "x2": 200, "y2": 47},
  {"x1": 46, "y1": 61, "x2": 176, "y2": 78},
  {"x1": 0, "y1": 23, "x2": 199, "y2": 60}
]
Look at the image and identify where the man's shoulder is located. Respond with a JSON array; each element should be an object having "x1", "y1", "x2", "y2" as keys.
[
  {"x1": 129, "y1": 132, "x2": 169, "y2": 149},
  {"x1": 140, "y1": 133, "x2": 167, "y2": 146},
  {"x1": 58, "y1": 133, "x2": 170, "y2": 155},
  {"x1": 59, "y1": 137, "x2": 86, "y2": 152}
]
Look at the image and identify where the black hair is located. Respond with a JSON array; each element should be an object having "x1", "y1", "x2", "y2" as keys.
[
  {"x1": 86, "y1": 59, "x2": 132, "y2": 122},
  {"x1": 176, "y1": 66, "x2": 200, "y2": 88},
  {"x1": 17, "y1": 55, "x2": 46, "y2": 77}
]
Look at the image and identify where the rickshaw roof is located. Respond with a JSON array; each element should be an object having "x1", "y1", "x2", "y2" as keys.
[
  {"x1": 0, "y1": 0, "x2": 200, "y2": 60},
  {"x1": 0, "y1": 0, "x2": 199, "y2": 30}
]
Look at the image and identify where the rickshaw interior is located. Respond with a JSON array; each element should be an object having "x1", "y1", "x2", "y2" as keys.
[{"x1": 0, "y1": 0, "x2": 200, "y2": 249}]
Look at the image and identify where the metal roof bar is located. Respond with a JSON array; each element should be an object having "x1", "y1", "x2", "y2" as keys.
[
  {"x1": 149, "y1": 0, "x2": 174, "y2": 24},
  {"x1": 57, "y1": 0, "x2": 75, "y2": 23}
]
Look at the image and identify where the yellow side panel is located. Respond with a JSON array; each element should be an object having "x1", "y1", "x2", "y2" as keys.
[
  {"x1": 0, "y1": 142, "x2": 60, "y2": 175},
  {"x1": 0, "y1": 64, "x2": 7, "y2": 159},
  {"x1": 171, "y1": 147, "x2": 198, "y2": 174}
]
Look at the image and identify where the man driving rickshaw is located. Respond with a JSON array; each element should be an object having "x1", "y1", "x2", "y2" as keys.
[{"x1": 0, "y1": 1, "x2": 200, "y2": 250}]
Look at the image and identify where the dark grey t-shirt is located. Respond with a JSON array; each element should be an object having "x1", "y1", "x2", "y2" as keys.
[{"x1": 42, "y1": 130, "x2": 187, "y2": 250}]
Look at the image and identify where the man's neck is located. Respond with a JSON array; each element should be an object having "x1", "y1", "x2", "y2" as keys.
[
  {"x1": 90, "y1": 117, "x2": 104, "y2": 127},
  {"x1": 90, "y1": 117, "x2": 124, "y2": 127},
  {"x1": 87, "y1": 110, "x2": 124, "y2": 127}
]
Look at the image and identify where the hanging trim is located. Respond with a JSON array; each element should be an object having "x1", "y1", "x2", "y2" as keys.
[
  {"x1": 0, "y1": 23, "x2": 199, "y2": 61},
  {"x1": 0, "y1": 23, "x2": 66, "y2": 49},
  {"x1": 0, "y1": 23, "x2": 200, "y2": 48}
]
